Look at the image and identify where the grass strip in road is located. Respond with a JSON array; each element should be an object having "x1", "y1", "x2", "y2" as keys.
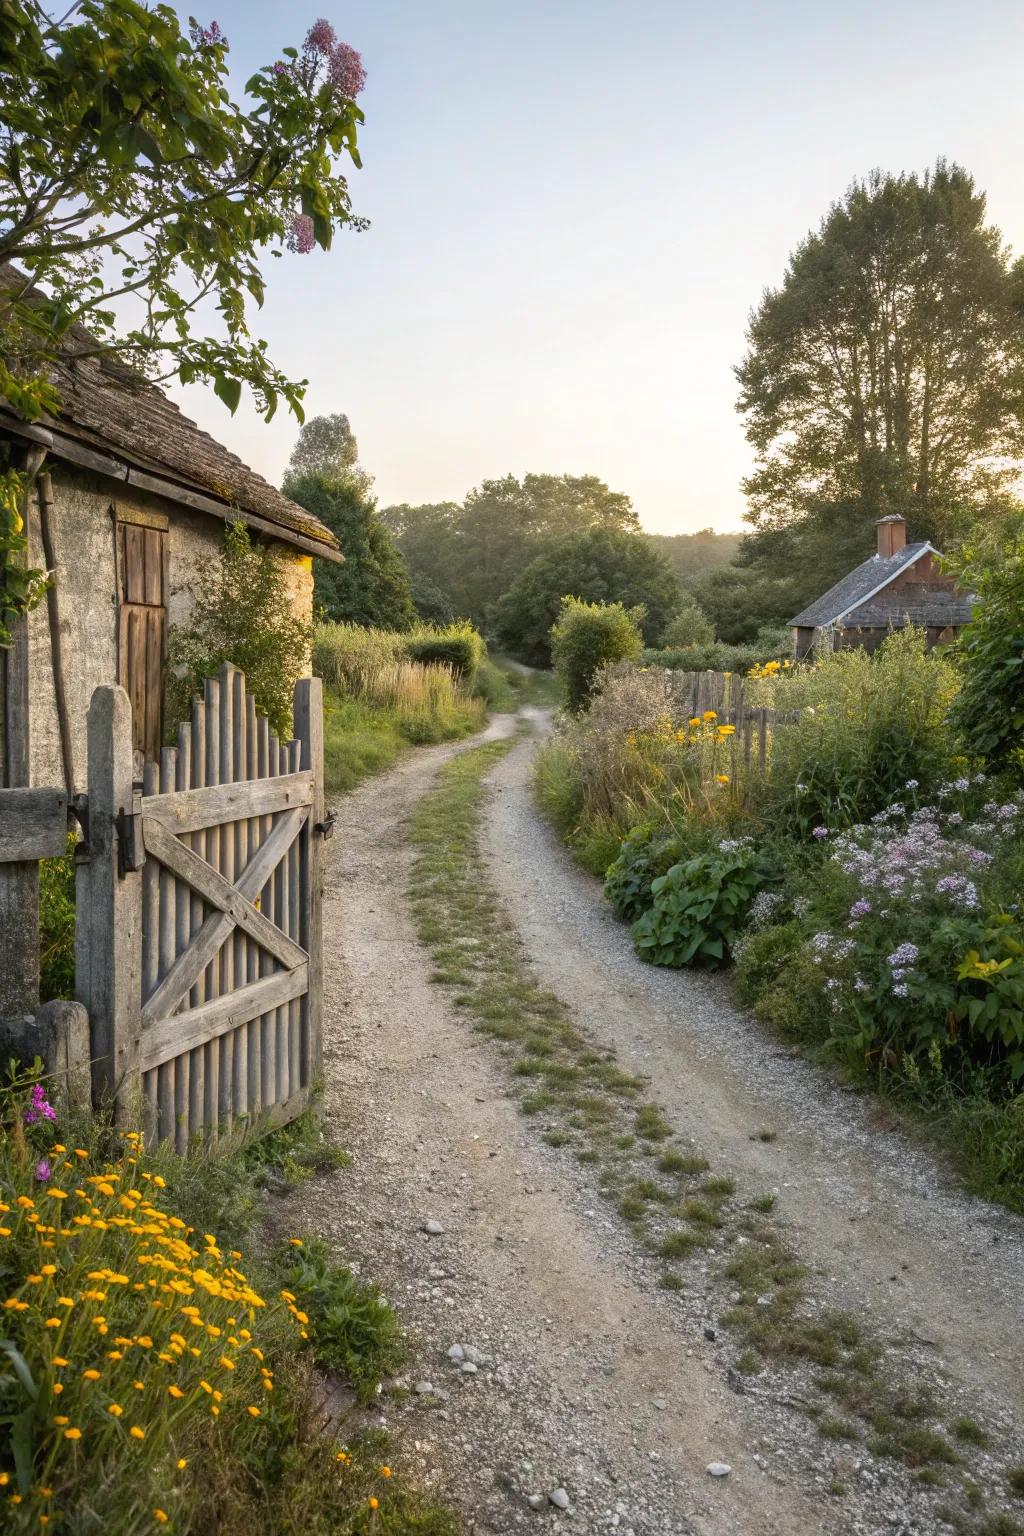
[{"x1": 407, "y1": 739, "x2": 1024, "y2": 1536}]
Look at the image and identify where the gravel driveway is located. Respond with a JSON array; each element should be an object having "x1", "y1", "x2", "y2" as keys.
[{"x1": 285, "y1": 710, "x2": 1024, "y2": 1536}]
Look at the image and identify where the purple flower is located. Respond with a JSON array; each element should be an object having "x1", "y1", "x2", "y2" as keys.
[
  {"x1": 849, "y1": 899, "x2": 872, "y2": 919},
  {"x1": 304, "y1": 17, "x2": 337, "y2": 54},
  {"x1": 190, "y1": 19, "x2": 226, "y2": 47},
  {"x1": 329, "y1": 41, "x2": 367, "y2": 98},
  {"x1": 35, "y1": 1159, "x2": 51, "y2": 1182},
  {"x1": 886, "y1": 942, "x2": 919, "y2": 969},
  {"x1": 892, "y1": 982, "x2": 909, "y2": 998},
  {"x1": 811, "y1": 825, "x2": 828, "y2": 840},
  {"x1": 286, "y1": 212, "x2": 315, "y2": 255},
  {"x1": 905, "y1": 779, "x2": 919, "y2": 791},
  {"x1": 272, "y1": 61, "x2": 288, "y2": 75},
  {"x1": 24, "y1": 1082, "x2": 57, "y2": 1126}
]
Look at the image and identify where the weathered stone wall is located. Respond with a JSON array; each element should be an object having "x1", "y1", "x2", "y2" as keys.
[{"x1": 25, "y1": 464, "x2": 315, "y2": 791}]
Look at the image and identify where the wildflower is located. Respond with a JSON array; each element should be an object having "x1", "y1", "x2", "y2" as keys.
[
  {"x1": 130, "y1": 1426, "x2": 146, "y2": 1440},
  {"x1": 380, "y1": 1465, "x2": 392, "y2": 1477},
  {"x1": 702, "y1": 710, "x2": 717, "y2": 721},
  {"x1": 811, "y1": 826, "x2": 828, "y2": 840},
  {"x1": 35, "y1": 1160, "x2": 52, "y2": 1182},
  {"x1": 286, "y1": 213, "x2": 315, "y2": 255},
  {"x1": 45, "y1": 1189, "x2": 67, "y2": 1201},
  {"x1": 107, "y1": 1404, "x2": 123, "y2": 1416},
  {"x1": 177, "y1": 1459, "x2": 187, "y2": 1470},
  {"x1": 329, "y1": 41, "x2": 367, "y2": 98},
  {"x1": 63, "y1": 1427, "x2": 82, "y2": 1440},
  {"x1": 52, "y1": 1416, "x2": 69, "y2": 1427},
  {"x1": 24, "y1": 1083, "x2": 57, "y2": 1125},
  {"x1": 715, "y1": 773, "x2": 730, "y2": 785},
  {"x1": 849, "y1": 899, "x2": 872, "y2": 919},
  {"x1": 154, "y1": 1514, "x2": 169, "y2": 1526},
  {"x1": 288, "y1": 1238, "x2": 303, "y2": 1247},
  {"x1": 44, "y1": 1317, "x2": 61, "y2": 1328},
  {"x1": 886, "y1": 943, "x2": 919, "y2": 968},
  {"x1": 247, "y1": 1405, "x2": 261, "y2": 1417},
  {"x1": 82, "y1": 1369, "x2": 101, "y2": 1381},
  {"x1": 168, "y1": 1385, "x2": 184, "y2": 1399},
  {"x1": 369, "y1": 1499, "x2": 379, "y2": 1511},
  {"x1": 52, "y1": 1357, "x2": 68, "y2": 1367}
]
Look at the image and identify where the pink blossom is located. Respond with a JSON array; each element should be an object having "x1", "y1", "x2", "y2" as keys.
[
  {"x1": 304, "y1": 18, "x2": 337, "y2": 55},
  {"x1": 24, "y1": 1082, "x2": 56, "y2": 1125},
  {"x1": 287, "y1": 212, "x2": 315, "y2": 255},
  {"x1": 35, "y1": 1159, "x2": 51, "y2": 1182},
  {"x1": 329, "y1": 42, "x2": 367, "y2": 99},
  {"x1": 190, "y1": 19, "x2": 226, "y2": 47}
]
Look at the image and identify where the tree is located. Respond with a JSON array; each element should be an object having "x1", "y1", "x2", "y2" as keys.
[
  {"x1": 645, "y1": 529, "x2": 743, "y2": 587},
  {"x1": 737, "y1": 163, "x2": 1024, "y2": 549},
  {"x1": 284, "y1": 413, "x2": 361, "y2": 482},
  {"x1": 0, "y1": 6, "x2": 368, "y2": 640},
  {"x1": 287, "y1": 471, "x2": 416, "y2": 631},
  {"x1": 950, "y1": 536, "x2": 1024, "y2": 776},
  {"x1": 550, "y1": 598, "x2": 644, "y2": 713},
  {"x1": 0, "y1": 8, "x2": 367, "y2": 420},
  {"x1": 381, "y1": 474, "x2": 641, "y2": 628},
  {"x1": 660, "y1": 600, "x2": 714, "y2": 649},
  {"x1": 493, "y1": 527, "x2": 680, "y2": 665}
]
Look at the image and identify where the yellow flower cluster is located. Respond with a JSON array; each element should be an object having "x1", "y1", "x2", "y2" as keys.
[
  {"x1": 747, "y1": 657, "x2": 793, "y2": 680},
  {"x1": 0, "y1": 1130, "x2": 305, "y2": 1529}
]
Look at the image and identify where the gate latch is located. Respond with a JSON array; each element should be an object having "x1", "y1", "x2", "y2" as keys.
[
  {"x1": 115, "y1": 801, "x2": 145, "y2": 877},
  {"x1": 314, "y1": 809, "x2": 336, "y2": 841}
]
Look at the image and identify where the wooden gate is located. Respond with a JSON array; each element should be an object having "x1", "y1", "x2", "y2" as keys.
[{"x1": 76, "y1": 663, "x2": 325, "y2": 1148}]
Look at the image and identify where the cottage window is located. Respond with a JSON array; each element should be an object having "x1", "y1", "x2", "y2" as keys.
[{"x1": 114, "y1": 507, "x2": 168, "y2": 761}]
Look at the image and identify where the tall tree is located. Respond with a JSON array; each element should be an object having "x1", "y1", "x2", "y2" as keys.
[
  {"x1": 737, "y1": 163, "x2": 1024, "y2": 549},
  {"x1": 285, "y1": 416, "x2": 415, "y2": 631},
  {"x1": 493, "y1": 527, "x2": 680, "y2": 665},
  {"x1": 381, "y1": 473, "x2": 640, "y2": 628}
]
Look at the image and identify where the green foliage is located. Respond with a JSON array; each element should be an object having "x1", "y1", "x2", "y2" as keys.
[
  {"x1": 645, "y1": 528, "x2": 743, "y2": 587},
  {"x1": 287, "y1": 472, "x2": 416, "y2": 632},
  {"x1": 39, "y1": 837, "x2": 76, "y2": 1002},
  {"x1": 640, "y1": 624, "x2": 791, "y2": 675},
  {"x1": 284, "y1": 414, "x2": 360, "y2": 481},
  {"x1": 165, "y1": 522, "x2": 311, "y2": 741},
  {"x1": 550, "y1": 597, "x2": 644, "y2": 712},
  {"x1": 494, "y1": 526, "x2": 680, "y2": 665},
  {"x1": 737, "y1": 161, "x2": 1024, "y2": 540},
  {"x1": 381, "y1": 474, "x2": 641, "y2": 632},
  {"x1": 631, "y1": 845, "x2": 774, "y2": 969},
  {"x1": 272, "y1": 1237, "x2": 406, "y2": 1400},
  {"x1": 758, "y1": 628, "x2": 960, "y2": 832},
  {"x1": 0, "y1": 3, "x2": 366, "y2": 423},
  {"x1": 660, "y1": 601, "x2": 714, "y2": 649},
  {"x1": 950, "y1": 537, "x2": 1024, "y2": 777},
  {"x1": 1, "y1": 462, "x2": 50, "y2": 647},
  {"x1": 603, "y1": 824, "x2": 685, "y2": 922},
  {"x1": 405, "y1": 621, "x2": 485, "y2": 682}
]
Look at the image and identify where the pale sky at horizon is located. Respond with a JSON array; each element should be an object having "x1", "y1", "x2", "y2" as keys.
[{"x1": 169, "y1": 0, "x2": 1024, "y2": 536}]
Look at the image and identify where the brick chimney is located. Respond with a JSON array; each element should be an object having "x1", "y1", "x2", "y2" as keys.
[{"x1": 876, "y1": 514, "x2": 907, "y2": 558}]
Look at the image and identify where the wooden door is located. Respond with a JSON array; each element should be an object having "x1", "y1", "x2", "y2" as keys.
[{"x1": 117, "y1": 519, "x2": 168, "y2": 761}]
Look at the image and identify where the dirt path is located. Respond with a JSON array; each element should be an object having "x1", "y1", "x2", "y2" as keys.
[{"x1": 287, "y1": 712, "x2": 1024, "y2": 1536}]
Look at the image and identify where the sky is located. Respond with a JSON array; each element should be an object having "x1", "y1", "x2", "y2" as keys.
[{"x1": 170, "y1": 0, "x2": 1024, "y2": 536}]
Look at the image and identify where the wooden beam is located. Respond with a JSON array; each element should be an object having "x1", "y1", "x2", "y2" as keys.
[
  {"x1": 294, "y1": 676, "x2": 324, "y2": 1087},
  {"x1": 142, "y1": 817, "x2": 308, "y2": 972},
  {"x1": 140, "y1": 771, "x2": 311, "y2": 834},
  {"x1": 0, "y1": 787, "x2": 69, "y2": 861},
  {"x1": 140, "y1": 805, "x2": 308, "y2": 1025},
  {"x1": 78, "y1": 686, "x2": 143, "y2": 1113},
  {"x1": 140, "y1": 963, "x2": 308, "y2": 1072}
]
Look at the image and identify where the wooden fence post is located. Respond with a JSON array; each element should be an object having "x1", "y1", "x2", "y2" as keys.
[
  {"x1": 78, "y1": 685, "x2": 143, "y2": 1118},
  {"x1": 294, "y1": 675, "x2": 324, "y2": 1088}
]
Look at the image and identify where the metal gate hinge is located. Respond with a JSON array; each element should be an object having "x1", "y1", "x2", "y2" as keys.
[
  {"x1": 115, "y1": 803, "x2": 145, "y2": 877},
  {"x1": 314, "y1": 809, "x2": 336, "y2": 840}
]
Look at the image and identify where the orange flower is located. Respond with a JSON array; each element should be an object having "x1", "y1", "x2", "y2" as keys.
[{"x1": 130, "y1": 1426, "x2": 146, "y2": 1441}]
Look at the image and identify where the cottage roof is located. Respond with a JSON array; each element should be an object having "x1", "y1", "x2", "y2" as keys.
[
  {"x1": 844, "y1": 591, "x2": 976, "y2": 628},
  {"x1": 788, "y1": 542, "x2": 934, "y2": 628},
  {"x1": 0, "y1": 266, "x2": 340, "y2": 562}
]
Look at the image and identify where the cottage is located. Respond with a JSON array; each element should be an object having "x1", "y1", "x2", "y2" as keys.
[
  {"x1": 788, "y1": 515, "x2": 973, "y2": 660},
  {"x1": 0, "y1": 322, "x2": 340, "y2": 795}
]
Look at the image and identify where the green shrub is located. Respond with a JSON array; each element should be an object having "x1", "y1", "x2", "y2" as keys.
[
  {"x1": 754, "y1": 628, "x2": 960, "y2": 832},
  {"x1": 405, "y1": 619, "x2": 484, "y2": 682},
  {"x1": 631, "y1": 843, "x2": 775, "y2": 969},
  {"x1": 603, "y1": 824, "x2": 686, "y2": 921},
  {"x1": 165, "y1": 521, "x2": 311, "y2": 741},
  {"x1": 661, "y1": 601, "x2": 714, "y2": 649},
  {"x1": 550, "y1": 597, "x2": 644, "y2": 712},
  {"x1": 950, "y1": 536, "x2": 1024, "y2": 779}
]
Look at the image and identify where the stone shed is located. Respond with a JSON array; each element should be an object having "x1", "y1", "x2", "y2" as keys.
[{"x1": 0, "y1": 341, "x2": 340, "y2": 794}]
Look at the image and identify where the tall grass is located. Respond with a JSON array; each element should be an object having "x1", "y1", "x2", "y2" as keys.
[{"x1": 313, "y1": 622, "x2": 488, "y2": 795}]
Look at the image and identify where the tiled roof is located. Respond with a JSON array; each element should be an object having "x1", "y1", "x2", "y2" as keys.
[
  {"x1": 789, "y1": 543, "x2": 932, "y2": 627},
  {"x1": 0, "y1": 265, "x2": 340, "y2": 560},
  {"x1": 845, "y1": 592, "x2": 975, "y2": 628}
]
